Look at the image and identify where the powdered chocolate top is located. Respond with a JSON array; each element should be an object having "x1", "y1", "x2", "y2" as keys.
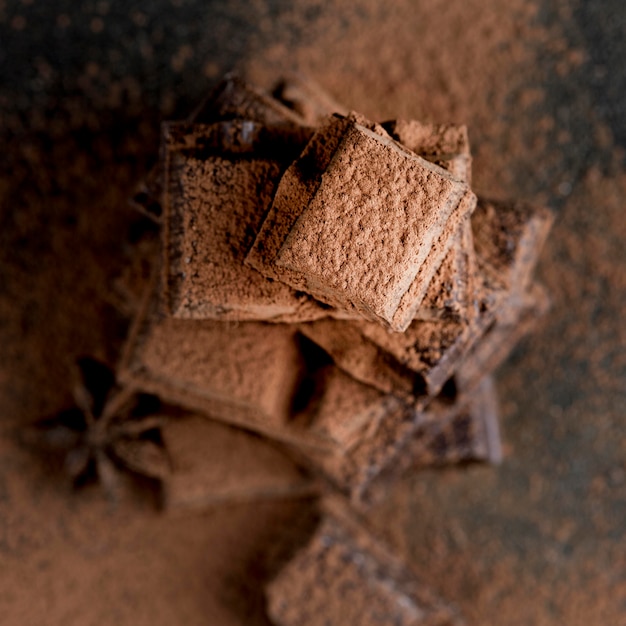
[
  {"x1": 255, "y1": 120, "x2": 475, "y2": 330},
  {"x1": 163, "y1": 121, "x2": 330, "y2": 321},
  {"x1": 384, "y1": 119, "x2": 472, "y2": 183},
  {"x1": 246, "y1": 114, "x2": 354, "y2": 280},
  {"x1": 119, "y1": 284, "x2": 305, "y2": 433},
  {"x1": 471, "y1": 196, "x2": 554, "y2": 295}
]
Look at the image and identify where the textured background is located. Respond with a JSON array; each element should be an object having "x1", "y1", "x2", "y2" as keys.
[{"x1": 1, "y1": 1, "x2": 624, "y2": 624}]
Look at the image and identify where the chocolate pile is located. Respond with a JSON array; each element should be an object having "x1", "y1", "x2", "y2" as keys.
[{"x1": 122, "y1": 73, "x2": 552, "y2": 625}]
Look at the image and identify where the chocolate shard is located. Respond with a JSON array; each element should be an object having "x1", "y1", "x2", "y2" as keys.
[
  {"x1": 130, "y1": 73, "x2": 308, "y2": 223},
  {"x1": 266, "y1": 498, "x2": 466, "y2": 626},
  {"x1": 247, "y1": 114, "x2": 476, "y2": 331},
  {"x1": 452, "y1": 197, "x2": 552, "y2": 342},
  {"x1": 383, "y1": 119, "x2": 472, "y2": 184},
  {"x1": 472, "y1": 196, "x2": 554, "y2": 305},
  {"x1": 160, "y1": 414, "x2": 314, "y2": 512},
  {"x1": 272, "y1": 72, "x2": 349, "y2": 126},
  {"x1": 454, "y1": 282, "x2": 550, "y2": 392},
  {"x1": 363, "y1": 376, "x2": 502, "y2": 503},
  {"x1": 303, "y1": 395, "x2": 417, "y2": 502},
  {"x1": 414, "y1": 375, "x2": 502, "y2": 467},
  {"x1": 190, "y1": 71, "x2": 307, "y2": 126},
  {"x1": 129, "y1": 158, "x2": 166, "y2": 221},
  {"x1": 162, "y1": 120, "x2": 328, "y2": 322},
  {"x1": 303, "y1": 374, "x2": 502, "y2": 505}
]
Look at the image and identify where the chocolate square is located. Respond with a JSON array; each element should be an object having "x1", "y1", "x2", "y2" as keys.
[
  {"x1": 162, "y1": 120, "x2": 326, "y2": 321},
  {"x1": 118, "y1": 282, "x2": 312, "y2": 447},
  {"x1": 248, "y1": 115, "x2": 476, "y2": 331}
]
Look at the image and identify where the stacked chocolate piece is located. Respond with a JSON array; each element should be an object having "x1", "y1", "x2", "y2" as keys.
[{"x1": 123, "y1": 73, "x2": 552, "y2": 624}]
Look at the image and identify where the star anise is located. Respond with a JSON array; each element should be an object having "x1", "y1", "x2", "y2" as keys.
[{"x1": 23, "y1": 357, "x2": 170, "y2": 500}]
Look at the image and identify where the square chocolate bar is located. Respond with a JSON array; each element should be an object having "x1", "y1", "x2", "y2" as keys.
[
  {"x1": 118, "y1": 282, "x2": 312, "y2": 447},
  {"x1": 162, "y1": 120, "x2": 326, "y2": 322},
  {"x1": 248, "y1": 114, "x2": 476, "y2": 331}
]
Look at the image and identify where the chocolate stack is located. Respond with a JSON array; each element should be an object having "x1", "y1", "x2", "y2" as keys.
[{"x1": 122, "y1": 74, "x2": 552, "y2": 625}]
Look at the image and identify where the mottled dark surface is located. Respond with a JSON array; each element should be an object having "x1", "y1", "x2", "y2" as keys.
[{"x1": 1, "y1": 1, "x2": 624, "y2": 624}]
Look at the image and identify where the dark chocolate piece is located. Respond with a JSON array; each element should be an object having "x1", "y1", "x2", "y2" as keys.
[
  {"x1": 248, "y1": 114, "x2": 476, "y2": 331},
  {"x1": 267, "y1": 499, "x2": 466, "y2": 626},
  {"x1": 363, "y1": 376, "x2": 502, "y2": 504},
  {"x1": 300, "y1": 314, "x2": 479, "y2": 401},
  {"x1": 298, "y1": 372, "x2": 500, "y2": 504},
  {"x1": 162, "y1": 120, "x2": 326, "y2": 321},
  {"x1": 191, "y1": 72, "x2": 307, "y2": 126},
  {"x1": 272, "y1": 72, "x2": 349, "y2": 126},
  {"x1": 118, "y1": 281, "x2": 317, "y2": 448},
  {"x1": 130, "y1": 73, "x2": 309, "y2": 223},
  {"x1": 472, "y1": 196, "x2": 554, "y2": 303},
  {"x1": 454, "y1": 283, "x2": 550, "y2": 392}
]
